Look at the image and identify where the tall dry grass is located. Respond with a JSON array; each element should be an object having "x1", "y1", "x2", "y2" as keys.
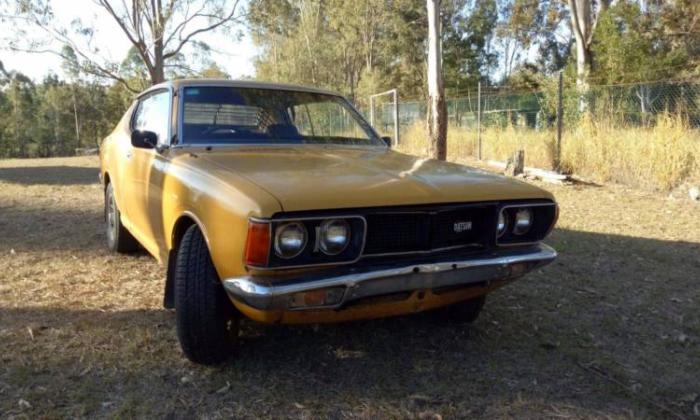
[{"x1": 398, "y1": 115, "x2": 700, "y2": 191}]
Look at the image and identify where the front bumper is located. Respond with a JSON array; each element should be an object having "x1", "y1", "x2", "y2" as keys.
[{"x1": 223, "y1": 243, "x2": 556, "y2": 311}]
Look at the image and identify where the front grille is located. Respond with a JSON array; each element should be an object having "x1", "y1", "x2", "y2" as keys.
[
  {"x1": 363, "y1": 205, "x2": 496, "y2": 255},
  {"x1": 363, "y1": 213, "x2": 430, "y2": 254}
]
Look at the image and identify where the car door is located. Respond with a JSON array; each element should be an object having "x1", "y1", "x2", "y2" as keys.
[{"x1": 125, "y1": 89, "x2": 172, "y2": 256}]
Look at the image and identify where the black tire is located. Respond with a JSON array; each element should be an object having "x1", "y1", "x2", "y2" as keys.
[
  {"x1": 174, "y1": 225, "x2": 239, "y2": 365},
  {"x1": 445, "y1": 295, "x2": 486, "y2": 324},
  {"x1": 104, "y1": 183, "x2": 139, "y2": 253}
]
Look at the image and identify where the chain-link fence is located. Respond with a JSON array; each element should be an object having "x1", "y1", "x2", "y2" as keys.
[
  {"x1": 369, "y1": 79, "x2": 700, "y2": 136},
  {"x1": 365, "y1": 78, "x2": 700, "y2": 186},
  {"x1": 580, "y1": 81, "x2": 700, "y2": 125},
  {"x1": 364, "y1": 78, "x2": 700, "y2": 190}
]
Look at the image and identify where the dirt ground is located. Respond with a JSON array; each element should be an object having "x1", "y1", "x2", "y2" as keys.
[{"x1": 1, "y1": 156, "x2": 699, "y2": 418}]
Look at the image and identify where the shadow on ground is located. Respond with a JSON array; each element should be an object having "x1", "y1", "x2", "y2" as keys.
[
  {"x1": 0, "y1": 304, "x2": 634, "y2": 418},
  {"x1": 0, "y1": 207, "x2": 104, "y2": 252},
  {"x1": 1, "y1": 227, "x2": 699, "y2": 418},
  {"x1": 0, "y1": 166, "x2": 99, "y2": 186}
]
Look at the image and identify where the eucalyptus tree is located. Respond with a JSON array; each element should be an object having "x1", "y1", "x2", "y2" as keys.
[
  {"x1": 427, "y1": 0, "x2": 446, "y2": 160},
  {"x1": 3, "y1": 0, "x2": 244, "y2": 91},
  {"x1": 567, "y1": 0, "x2": 610, "y2": 96},
  {"x1": 3, "y1": 72, "x2": 37, "y2": 157}
]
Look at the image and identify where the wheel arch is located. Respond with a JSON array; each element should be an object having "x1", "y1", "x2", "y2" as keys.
[{"x1": 164, "y1": 212, "x2": 210, "y2": 309}]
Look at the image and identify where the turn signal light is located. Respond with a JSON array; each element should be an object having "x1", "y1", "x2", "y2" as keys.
[
  {"x1": 244, "y1": 221, "x2": 270, "y2": 266},
  {"x1": 289, "y1": 287, "x2": 345, "y2": 308}
]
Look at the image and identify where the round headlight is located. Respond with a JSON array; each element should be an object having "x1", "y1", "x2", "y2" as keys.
[
  {"x1": 319, "y1": 219, "x2": 350, "y2": 255},
  {"x1": 497, "y1": 211, "x2": 508, "y2": 238},
  {"x1": 513, "y1": 208, "x2": 533, "y2": 235},
  {"x1": 274, "y1": 222, "x2": 307, "y2": 259}
]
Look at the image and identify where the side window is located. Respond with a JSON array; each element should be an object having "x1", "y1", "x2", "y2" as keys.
[{"x1": 133, "y1": 91, "x2": 170, "y2": 145}]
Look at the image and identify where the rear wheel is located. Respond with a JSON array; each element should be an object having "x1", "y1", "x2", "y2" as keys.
[
  {"x1": 444, "y1": 295, "x2": 486, "y2": 324},
  {"x1": 175, "y1": 225, "x2": 239, "y2": 365},
  {"x1": 104, "y1": 183, "x2": 139, "y2": 253}
]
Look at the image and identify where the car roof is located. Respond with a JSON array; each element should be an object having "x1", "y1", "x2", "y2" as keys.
[{"x1": 139, "y1": 78, "x2": 342, "y2": 98}]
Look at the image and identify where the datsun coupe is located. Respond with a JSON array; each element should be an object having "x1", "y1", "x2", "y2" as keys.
[{"x1": 99, "y1": 79, "x2": 558, "y2": 364}]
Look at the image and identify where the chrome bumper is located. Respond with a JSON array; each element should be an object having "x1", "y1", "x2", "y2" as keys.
[{"x1": 223, "y1": 244, "x2": 556, "y2": 311}]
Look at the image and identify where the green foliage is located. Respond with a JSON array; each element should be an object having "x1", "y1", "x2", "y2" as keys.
[
  {"x1": 3, "y1": 0, "x2": 700, "y2": 160},
  {"x1": 444, "y1": 0, "x2": 498, "y2": 92},
  {"x1": 249, "y1": 0, "x2": 698, "y2": 104},
  {"x1": 0, "y1": 39, "x2": 238, "y2": 159},
  {"x1": 591, "y1": 1, "x2": 690, "y2": 85},
  {"x1": 200, "y1": 63, "x2": 231, "y2": 79},
  {"x1": 249, "y1": 0, "x2": 500, "y2": 103},
  {"x1": 1, "y1": 72, "x2": 37, "y2": 158},
  {"x1": 0, "y1": 68, "x2": 134, "y2": 158}
]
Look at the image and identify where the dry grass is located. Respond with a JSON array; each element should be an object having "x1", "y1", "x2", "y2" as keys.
[
  {"x1": 400, "y1": 116, "x2": 700, "y2": 191},
  {"x1": 1, "y1": 157, "x2": 700, "y2": 418}
]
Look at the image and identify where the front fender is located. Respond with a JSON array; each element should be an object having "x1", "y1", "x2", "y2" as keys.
[{"x1": 162, "y1": 153, "x2": 282, "y2": 279}]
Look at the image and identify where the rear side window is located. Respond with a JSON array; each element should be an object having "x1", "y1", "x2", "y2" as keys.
[{"x1": 133, "y1": 91, "x2": 170, "y2": 145}]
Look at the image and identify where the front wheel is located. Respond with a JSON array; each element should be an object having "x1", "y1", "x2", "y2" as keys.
[
  {"x1": 174, "y1": 225, "x2": 239, "y2": 365},
  {"x1": 104, "y1": 183, "x2": 139, "y2": 253}
]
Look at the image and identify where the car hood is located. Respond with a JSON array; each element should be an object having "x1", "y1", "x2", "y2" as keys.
[{"x1": 193, "y1": 145, "x2": 553, "y2": 213}]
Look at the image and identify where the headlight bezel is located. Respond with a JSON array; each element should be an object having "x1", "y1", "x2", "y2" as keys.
[
  {"x1": 247, "y1": 215, "x2": 366, "y2": 269},
  {"x1": 496, "y1": 202, "x2": 557, "y2": 246}
]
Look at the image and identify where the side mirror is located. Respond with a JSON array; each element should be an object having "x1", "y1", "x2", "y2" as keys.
[
  {"x1": 381, "y1": 136, "x2": 392, "y2": 147},
  {"x1": 131, "y1": 130, "x2": 157, "y2": 149}
]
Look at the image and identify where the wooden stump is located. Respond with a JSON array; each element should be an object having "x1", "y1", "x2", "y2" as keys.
[{"x1": 504, "y1": 149, "x2": 525, "y2": 177}]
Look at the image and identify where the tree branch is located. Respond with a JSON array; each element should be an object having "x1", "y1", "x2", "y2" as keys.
[
  {"x1": 567, "y1": 0, "x2": 585, "y2": 43},
  {"x1": 9, "y1": 45, "x2": 140, "y2": 93},
  {"x1": 95, "y1": 0, "x2": 155, "y2": 73},
  {"x1": 163, "y1": 0, "x2": 241, "y2": 60},
  {"x1": 163, "y1": 2, "x2": 207, "y2": 48}
]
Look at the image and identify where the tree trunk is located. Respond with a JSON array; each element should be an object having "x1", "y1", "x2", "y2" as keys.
[
  {"x1": 426, "y1": 0, "x2": 447, "y2": 161},
  {"x1": 54, "y1": 105, "x2": 61, "y2": 157},
  {"x1": 568, "y1": 0, "x2": 595, "y2": 111},
  {"x1": 573, "y1": 26, "x2": 591, "y2": 91},
  {"x1": 152, "y1": 45, "x2": 165, "y2": 84},
  {"x1": 72, "y1": 90, "x2": 81, "y2": 149},
  {"x1": 151, "y1": 1, "x2": 166, "y2": 85}
]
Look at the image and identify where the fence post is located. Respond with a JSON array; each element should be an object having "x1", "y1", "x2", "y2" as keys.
[
  {"x1": 477, "y1": 81, "x2": 482, "y2": 160},
  {"x1": 393, "y1": 89, "x2": 400, "y2": 146},
  {"x1": 369, "y1": 96, "x2": 375, "y2": 127},
  {"x1": 555, "y1": 71, "x2": 563, "y2": 172}
]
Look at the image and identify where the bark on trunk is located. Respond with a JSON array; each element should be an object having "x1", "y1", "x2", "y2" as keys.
[
  {"x1": 568, "y1": 0, "x2": 598, "y2": 111},
  {"x1": 152, "y1": 43, "x2": 165, "y2": 84},
  {"x1": 572, "y1": 24, "x2": 591, "y2": 92},
  {"x1": 426, "y1": 0, "x2": 447, "y2": 161},
  {"x1": 151, "y1": 1, "x2": 165, "y2": 85},
  {"x1": 72, "y1": 91, "x2": 81, "y2": 149}
]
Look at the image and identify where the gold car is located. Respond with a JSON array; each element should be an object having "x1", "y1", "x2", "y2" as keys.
[{"x1": 100, "y1": 79, "x2": 557, "y2": 364}]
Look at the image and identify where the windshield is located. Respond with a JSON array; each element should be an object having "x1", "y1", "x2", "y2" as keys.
[{"x1": 180, "y1": 86, "x2": 382, "y2": 146}]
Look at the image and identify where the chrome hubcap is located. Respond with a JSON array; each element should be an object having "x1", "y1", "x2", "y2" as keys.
[{"x1": 106, "y1": 191, "x2": 116, "y2": 242}]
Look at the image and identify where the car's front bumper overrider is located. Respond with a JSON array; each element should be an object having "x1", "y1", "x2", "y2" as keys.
[{"x1": 223, "y1": 244, "x2": 556, "y2": 311}]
